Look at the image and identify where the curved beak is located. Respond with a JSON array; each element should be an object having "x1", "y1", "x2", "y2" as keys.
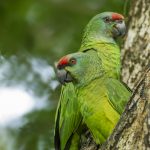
[
  {"x1": 56, "y1": 69, "x2": 73, "y2": 85},
  {"x1": 112, "y1": 20, "x2": 126, "y2": 37}
]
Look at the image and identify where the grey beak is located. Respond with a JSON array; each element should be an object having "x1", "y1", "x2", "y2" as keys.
[
  {"x1": 56, "y1": 69, "x2": 73, "y2": 85},
  {"x1": 113, "y1": 21, "x2": 126, "y2": 37}
]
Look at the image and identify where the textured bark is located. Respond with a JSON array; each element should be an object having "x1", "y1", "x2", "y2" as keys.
[
  {"x1": 122, "y1": 0, "x2": 150, "y2": 89},
  {"x1": 81, "y1": 0, "x2": 150, "y2": 149}
]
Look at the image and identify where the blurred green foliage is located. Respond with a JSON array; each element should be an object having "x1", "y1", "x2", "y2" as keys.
[{"x1": 0, "y1": 0, "x2": 127, "y2": 150}]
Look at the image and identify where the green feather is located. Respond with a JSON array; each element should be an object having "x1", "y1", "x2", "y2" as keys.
[
  {"x1": 54, "y1": 12, "x2": 126, "y2": 150},
  {"x1": 61, "y1": 50, "x2": 131, "y2": 144},
  {"x1": 78, "y1": 77, "x2": 131, "y2": 144},
  {"x1": 54, "y1": 83, "x2": 82, "y2": 150}
]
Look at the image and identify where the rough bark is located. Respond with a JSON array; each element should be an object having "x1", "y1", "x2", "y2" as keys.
[
  {"x1": 81, "y1": 0, "x2": 150, "y2": 149},
  {"x1": 122, "y1": 0, "x2": 150, "y2": 89}
]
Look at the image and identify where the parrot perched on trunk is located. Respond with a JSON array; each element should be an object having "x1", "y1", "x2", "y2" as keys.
[
  {"x1": 56, "y1": 50, "x2": 131, "y2": 144},
  {"x1": 54, "y1": 12, "x2": 126, "y2": 150}
]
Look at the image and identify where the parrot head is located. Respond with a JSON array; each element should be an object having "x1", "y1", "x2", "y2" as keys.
[
  {"x1": 55, "y1": 50, "x2": 104, "y2": 87},
  {"x1": 82, "y1": 12, "x2": 126, "y2": 44}
]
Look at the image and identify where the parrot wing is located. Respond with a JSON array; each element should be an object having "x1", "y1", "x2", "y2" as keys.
[
  {"x1": 54, "y1": 83, "x2": 82, "y2": 150},
  {"x1": 106, "y1": 78, "x2": 132, "y2": 115}
]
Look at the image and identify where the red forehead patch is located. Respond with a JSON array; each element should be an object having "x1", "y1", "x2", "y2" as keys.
[
  {"x1": 112, "y1": 13, "x2": 124, "y2": 20},
  {"x1": 58, "y1": 56, "x2": 69, "y2": 66}
]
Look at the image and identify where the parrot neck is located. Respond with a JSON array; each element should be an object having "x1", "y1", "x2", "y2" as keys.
[
  {"x1": 77, "y1": 75, "x2": 107, "y2": 90},
  {"x1": 76, "y1": 71, "x2": 106, "y2": 88},
  {"x1": 80, "y1": 35, "x2": 116, "y2": 50},
  {"x1": 79, "y1": 38, "x2": 121, "y2": 79},
  {"x1": 80, "y1": 27, "x2": 117, "y2": 51}
]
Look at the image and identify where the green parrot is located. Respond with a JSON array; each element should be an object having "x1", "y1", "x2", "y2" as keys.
[
  {"x1": 56, "y1": 50, "x2": 131, "y2": 144},
  {"x1": 54, "y1": 12, "x2": 126, "y2": 150}
]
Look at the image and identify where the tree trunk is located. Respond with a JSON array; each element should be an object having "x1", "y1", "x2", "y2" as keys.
[
  {"x1": 122, "y1": 0, "x2": 150, "y2": 89},
  {"x1": 81, "y1": 0, "x2": 150, "y2": 149}
]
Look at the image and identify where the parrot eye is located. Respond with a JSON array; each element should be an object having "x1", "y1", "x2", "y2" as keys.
[
  {"x1": 69, "y1": 58, "x2": 76, "y2": 65},
  {"x1": 103, "y1": 17, "x2": 111, "y2": 23}
]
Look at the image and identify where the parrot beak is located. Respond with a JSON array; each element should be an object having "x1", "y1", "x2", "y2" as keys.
[
  {"x1": 112, "y1": 20, "x2": 126, "y2": 37},
  {"x1": 56, "y1": 69, "x2": 73, "y2": 85}
]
